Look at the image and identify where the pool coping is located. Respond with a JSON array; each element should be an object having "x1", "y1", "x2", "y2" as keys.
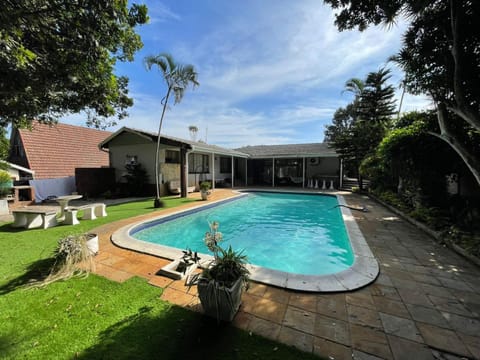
[{"x1": 111, "y1": 189, "x2": 379, "y2": 292}]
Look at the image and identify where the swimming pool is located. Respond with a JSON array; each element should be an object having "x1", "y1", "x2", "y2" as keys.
[
  {"x1": 112, "y1": 190, "x2": 379, "y2": 292},
  {"x1": 132, "y1": 192, "x2": 354, "y2": 275}
]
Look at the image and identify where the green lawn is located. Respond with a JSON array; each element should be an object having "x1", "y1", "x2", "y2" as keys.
[{"x1": 0, "y1": 197, "x2": 321, "y2": 359}]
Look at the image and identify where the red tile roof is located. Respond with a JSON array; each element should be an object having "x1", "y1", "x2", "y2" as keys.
[{"x1": 18, "y1": 122, "x2": 112, "y2": 179}]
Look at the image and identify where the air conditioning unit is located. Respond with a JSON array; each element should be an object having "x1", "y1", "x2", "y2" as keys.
[{"x1": 309, "y1": 157, "x2": 320, "y2": 165}]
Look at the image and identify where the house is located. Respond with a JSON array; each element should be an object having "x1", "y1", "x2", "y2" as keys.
[
  {"x1": 99, "y1": 127, "x2": 249, "y2": 197},
  {"x1": 99, "y1": 127, "x2": 340, "y2": 197},
  {"x1": 8, "y1": 121, "x2": 112, "y2": 179}
]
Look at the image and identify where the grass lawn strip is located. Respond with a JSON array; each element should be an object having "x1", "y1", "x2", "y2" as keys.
[{"x1": 0, "y1": 197, "x2": 321, "y2": 359}]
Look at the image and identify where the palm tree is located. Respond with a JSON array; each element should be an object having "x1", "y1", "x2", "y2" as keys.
[{"x1": 145, "y1": 53, "x2": 199, "y2": 207}]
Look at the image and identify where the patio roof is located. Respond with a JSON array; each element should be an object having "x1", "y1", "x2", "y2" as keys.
[
  {"x1": 235, "y1": 143, "x2": 337, "y2": 158},
  {"x1": 99, "y1": 127, "x2": 249, "y2": 158}
]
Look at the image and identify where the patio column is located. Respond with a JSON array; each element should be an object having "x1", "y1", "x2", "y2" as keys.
[
  {"x1": 231, "y1": 156, "x2": 234, "y2": 188},
  {"x1": 180, "y1": 146, "x2": 187, "y2": 198},
  {"x1": 272, "y1": 158, "x2": 275, "y2": 187},
  {"x1": 211, "y1": 152, "x2": 215, "y2": 189},
  {"x1": 302, "y1": 157, "x2": 306, "y2": 188},
  {"x1": 339, "y1": 158, "x2": 343, "y2": 189},
  {"x1": 245, "y1": 158, "x2": 248, "y2": 186}
]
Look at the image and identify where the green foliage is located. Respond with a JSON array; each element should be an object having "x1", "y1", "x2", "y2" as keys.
[
  {"x1": 324, "y1": 0, "x2": 480, "y2": 186},
  {"x1": 325, "y1": 68, "x2": 396, "y2": 182},
  {"x1": 202, "y1": 221, "x2": 249, "y2": 288},
  {"x1": 0, "y1": 1, "x2": 148, "y2": 128},
  {"x1": 200, "y1": 181, "x2": 211, "y2": 191},
  {"x1": 0, "y1": 127, "x2": 9, "y2": 159},
  {"x1": 144, "y1": 53, "x2": 199, "y2": 200},
  {"x1": 0, "y1": 199, "x2": 313, "y2": 360},
  {"x1": 123, "y1": 162, "x2": 149, "y2": 196},
  {"x1": 0, "y1": 169, "x2": 12, "y2": 197},
  {"x1": 202, "y1": 246, "x2": 250, "y2": 288}
]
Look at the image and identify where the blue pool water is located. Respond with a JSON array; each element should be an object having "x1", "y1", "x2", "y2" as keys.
[{"x1": 132, "y1": 192, "x2": 354, "y2": 275}]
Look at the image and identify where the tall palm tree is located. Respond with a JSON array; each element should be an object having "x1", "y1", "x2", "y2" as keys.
[{"x1": 145, "y1": 53, "x2": 199, "y2": 207}]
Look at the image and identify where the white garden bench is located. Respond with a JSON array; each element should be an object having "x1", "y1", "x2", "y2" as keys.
[
  {"x1": 12, "y1": 206, "x2": 58, "y2": 229},
  {"x1": 64, "y1": 203, "x2": 107, "y2": 225}
]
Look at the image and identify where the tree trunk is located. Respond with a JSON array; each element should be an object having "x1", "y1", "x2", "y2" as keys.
[
  {"x1": 154, "y1": 87, "x2": 172, "y2": 203},
  {"x1": 448, "y1": 0, "x2": 480, "y2": 132},
  {"x1": 429, "y1": 103, "x2": 480, "y2": 186}
]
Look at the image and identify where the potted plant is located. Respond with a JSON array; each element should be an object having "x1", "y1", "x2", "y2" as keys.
[
  {"x1": 199, "y1": 181, "x2": 212, "y2": 200},
  {"x1": 197, "y1": 221, "x2": 249, "y2": 322}
]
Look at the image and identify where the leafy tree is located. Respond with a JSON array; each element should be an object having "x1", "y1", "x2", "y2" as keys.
[
  {"x1": 323, "y1": 0, "x2": 480, "y2": 186},
  {"x1": 144, "y1": 53, "x2": 199, "y2": 207},
  {"x1": 0, "y1": 127, "x2": 9, "y2": 160},
  {"x1": 0, "y1": 1, "x2": 148, "y2": 129},
  {"x1": 325, "y1": 68, "x2": 396, "y2": 188}
]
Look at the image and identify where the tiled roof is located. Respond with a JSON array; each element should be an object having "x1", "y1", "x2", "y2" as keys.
[
  {"x1": 18, "y1": 122, "x2": 112, "y2": 179},
  {"x1": 235, "y1": 143, "x2": 337, "y2": 158}
]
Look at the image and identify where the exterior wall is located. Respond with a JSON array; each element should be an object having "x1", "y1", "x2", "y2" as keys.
[{"x1": 306, "y1": 157, "x2": 339, "y2": 179}]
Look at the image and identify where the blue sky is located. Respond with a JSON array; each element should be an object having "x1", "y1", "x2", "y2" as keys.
[{"x1": 66, "y1": 0, "x2": 430, "y2": 148}]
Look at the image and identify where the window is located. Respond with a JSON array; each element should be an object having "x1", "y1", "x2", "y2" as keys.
[
  {"x1": 165, "y1": 150, "x2": 180, "y2": 164},
  {"x1": 220, "y1": 157, "x2": 232, "y2": 173},
  {"x1": 188, "y1": 153, "x2": 209, "y2": 173}
]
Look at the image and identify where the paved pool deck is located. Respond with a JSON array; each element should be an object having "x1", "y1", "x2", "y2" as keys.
[{"x1": 91, "y1": 189, "x2": 480, "y2": 360}]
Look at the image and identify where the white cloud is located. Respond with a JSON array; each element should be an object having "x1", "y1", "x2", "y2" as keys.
[{"x1": 60, "y1": 1, "x2": 432, "y2": 148}]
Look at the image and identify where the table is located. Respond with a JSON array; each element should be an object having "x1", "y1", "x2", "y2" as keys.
[{"x1": 56, "y1": 195, "x2": 83, "y2": 219}]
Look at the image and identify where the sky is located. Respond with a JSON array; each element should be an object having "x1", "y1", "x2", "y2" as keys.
[{"x1": 65, "y1": 0, "x2": 431, "y2": 148}]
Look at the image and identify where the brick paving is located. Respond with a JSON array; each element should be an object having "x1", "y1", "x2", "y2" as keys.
[{"x1": 91, "y1": 190, "x2": 480, "y2": 359}]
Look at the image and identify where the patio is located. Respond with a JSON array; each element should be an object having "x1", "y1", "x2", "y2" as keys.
[{"x1": 91, "y1": 189, "x2": 480, "y2": 359}]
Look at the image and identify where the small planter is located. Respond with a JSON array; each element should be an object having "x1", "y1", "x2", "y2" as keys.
[
  {"x1": 158, "y1": 259, "x2": 198, "y2": 280},
  {"x1": 85, "y1": 233, "x2": 99, "y2": 255},
  {"x1": 197, "y1": 275, "x2": 244, "y2": 322},
  {"x1": 200, "y1": 190, "x2": 210, "y2": 201}
]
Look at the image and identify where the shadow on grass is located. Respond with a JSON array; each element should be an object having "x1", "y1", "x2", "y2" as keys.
[
  {"x1": 77, "y1": 305, "x2": 311, "y2": 360},
  {"x1": 0, "y1": 257, "x2": 55, "y2": 295}
]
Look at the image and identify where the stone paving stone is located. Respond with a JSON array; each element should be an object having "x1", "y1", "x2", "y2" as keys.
[
  {"x1": 283, "y1": 307, "x2": 315, "y2": 334},
  {"x1": 316, "y1": 293, "x2": 348, "y2": 321},
  {"x1": 402, "y1": 263, "x2": 434, "y2": 275},
  {"x1": 241, "y1": 293, "x2": 287, "y2": 324},
  {"x1": 160, "y1": 287, "x2": 196, "y2": 307},
  {"x1": 417, "y1": 323, "x2": 472, "y2": 358},
  {"x1": 372, "y1": 296, "x2": 410, "y2": 319},
  {"x1": 427, "y1": 295, "x2": 472, "y2": 317},
  {"x1": 410, "y1": 273, "x2": 442, "y2": 286},
  {"x1": 263, "y1": 286, "x2": 290, "y2": 304},
  {"x1": 347, "y1": 304, "x2": 382, "y2": 329},
  {"x1": 314, "y1": 313, "x2": 351, "y2": 346},
  {"x1": 278, "y1": 326, "x2": 313, "y2": 354},
  {"x1": 440, "y1": 312, "x2": 480, "y2": 337},
  {"x1": 420, "y1": 283, "x2": 455, "y2": 299},
  {"x1": 94, "y1": 263, "x2": 133, "y2": 282},
  {"x1": 379, "y1": 312, "x2": 423, "y2": 343},
  {"x1": 148, "y1": 275, "x2": 174, "y2": 288},
  {"x1": 350, "y1": 324, "x2": 392, "y2": 360},
  {"x1": 247, "y1": 315, "x2": 281, "y2": 341},
  {"x1": 231, "y1": 310, "x2": 251, "y2": 331},
  {"x1": 313, "y1": 337, "x2": 352, "y2": 360},
  {"x1": 437, "y1": 276, "x2": 474, "y2": 292},
  {"x1": 389, "y1": 277, "x2": 419, "y2": 290},
  {"x1": 352, "y1": 349, "x2": 385, "y2": 360},
  {"x1": 387, "y1": 335, "x2": 434, "y2": 360},
  {"x1": 247, "y1": 282, "x2": 267, "y2": 297},
  {"x1": 374, "y1": 273, "x2": 394, "y2": 287},
  {"x1": 457, "y1": 333, "x2": 480, "y2": 359},
  {"x1": 405, "y1": 304, "x2": 450, "y2": 328},
  {"x1": 288, "y1": 292, "x2": 317, "y2": 313},
  {"x1": 346, "y1": 290, "x2": 377, "y2": 310},
  {"x1": 369, "y1": 284, "x2": 402, "y2": 302},
  {"x1": 397, "y1": 288, "x2": 434, "y2": 307}
]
